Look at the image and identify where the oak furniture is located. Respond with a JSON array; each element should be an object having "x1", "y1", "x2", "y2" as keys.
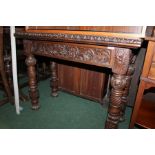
[
  {"x1": 130, "y1": 37, "x2": 155, "y2": 128},
  {"x1": 15, "y1": 26, "x2": 149, "y2": 129}
]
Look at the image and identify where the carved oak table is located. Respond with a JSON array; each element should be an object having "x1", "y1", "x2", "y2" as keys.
[{"x1": 15, "y1": 26, "x2": 146, "y2": 129}]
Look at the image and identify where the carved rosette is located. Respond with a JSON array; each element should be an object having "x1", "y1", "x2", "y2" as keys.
[{"x1": 31, "y1": 42, "x2": 112, "y2": 67}]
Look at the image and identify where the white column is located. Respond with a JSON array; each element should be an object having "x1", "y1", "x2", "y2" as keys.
[{"x1": 10, "y1": 26, "x2": 21, "y2": 114}]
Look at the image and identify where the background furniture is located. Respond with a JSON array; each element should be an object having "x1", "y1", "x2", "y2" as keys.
[
  {"x1": 130, "y1": 38, "x2": 155, "y2": 128},
  {"x1": 58, "y1": 61, "x2": 108, "y2": 103},
  {"x1": 0, "y1": 27, "x2": 13, "y2": 105},
  {"x1": 16, "y1": 26, "x2": 150, "y2": 128},
  {"x1": 2, "y1": 26, "x2": 29, "y2": 102}
]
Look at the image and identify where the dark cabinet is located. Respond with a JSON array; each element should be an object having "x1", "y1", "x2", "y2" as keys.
[{"x1": 58, "y1": 62, "x2": 108, "y2": 103}]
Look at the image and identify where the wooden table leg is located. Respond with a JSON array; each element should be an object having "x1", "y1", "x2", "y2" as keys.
[
  {"x1": 25, "y1": 54, "x2": 39, "y2": 110},
  {"x1": 105, "y1": 74, "x2": 127, "y2": 128},
  {"x1": 50, "y1": 61, "x2": 58, "y2": 97},
  {"x1": 105, "y1": 48, "x2": 132, "y2": 128},
  {"x1": 120, "y1": 64, "x2": 135, "y2": 122}
]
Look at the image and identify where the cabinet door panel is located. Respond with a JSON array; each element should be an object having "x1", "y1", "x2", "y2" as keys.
[
  {"x1": 80, "y1": 68, "x2": 106, "y2": 102},
  {"x1": 58, "y1": 63, "x2": 80, "y2": 94},
  {"x1": 58, "y1": 62, "x2": 107, "y2": 103}
]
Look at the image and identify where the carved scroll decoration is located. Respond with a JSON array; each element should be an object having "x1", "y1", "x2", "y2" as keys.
[
  {"x1": 112, "y1": 48, "x2": 132, "y2": 75},
  {"x1": 31, "y1": 42, "x2": 112, "y2": 66}
]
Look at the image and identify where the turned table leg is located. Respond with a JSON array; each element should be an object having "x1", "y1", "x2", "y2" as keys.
[
  {"x1": 105, "y1": 74, "x2": 127, "y2": 128},
  {"x1": 50, "y1": 61, "x2": 58, "y2": 97},
  {"x1": 105, "y1": 48, "x2": 132, "y2": 128},
  {"x1": 25, "y1": 54, "x2": 39, "y2": 110}
]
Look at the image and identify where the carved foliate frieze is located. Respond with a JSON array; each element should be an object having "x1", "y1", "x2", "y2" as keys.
[
  {"x1": 31, "y1": 42, "x2": 112, "y2": 67},
  {"x1": 112, "y1": 48, "x2": 132, "y2": 75}
]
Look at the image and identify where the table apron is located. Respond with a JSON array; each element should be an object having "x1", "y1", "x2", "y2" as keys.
[{"x1": 28, "y1": 41, "x2": 117, "y2": 68}]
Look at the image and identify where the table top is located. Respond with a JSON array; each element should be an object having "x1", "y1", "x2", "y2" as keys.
[{"x1": 15, "y1": 26, "x2": 155, "y2": 49}]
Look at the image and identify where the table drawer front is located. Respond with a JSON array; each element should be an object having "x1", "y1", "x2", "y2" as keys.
[{"x1": 30, "y1": 41, "x2": 114, "y2": 68}]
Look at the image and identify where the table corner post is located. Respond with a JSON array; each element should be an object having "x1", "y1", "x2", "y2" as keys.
[
  {"x1": 24, "y1": 40, "x2": 40, "y2": 110},
  {"x1": 105, "y1": 48, "x2": 132, "y2": 129}
]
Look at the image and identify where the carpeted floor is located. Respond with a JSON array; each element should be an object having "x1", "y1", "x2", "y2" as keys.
[{"x1": 0, "y1": 79, "x2": 132, "y2": 129}]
